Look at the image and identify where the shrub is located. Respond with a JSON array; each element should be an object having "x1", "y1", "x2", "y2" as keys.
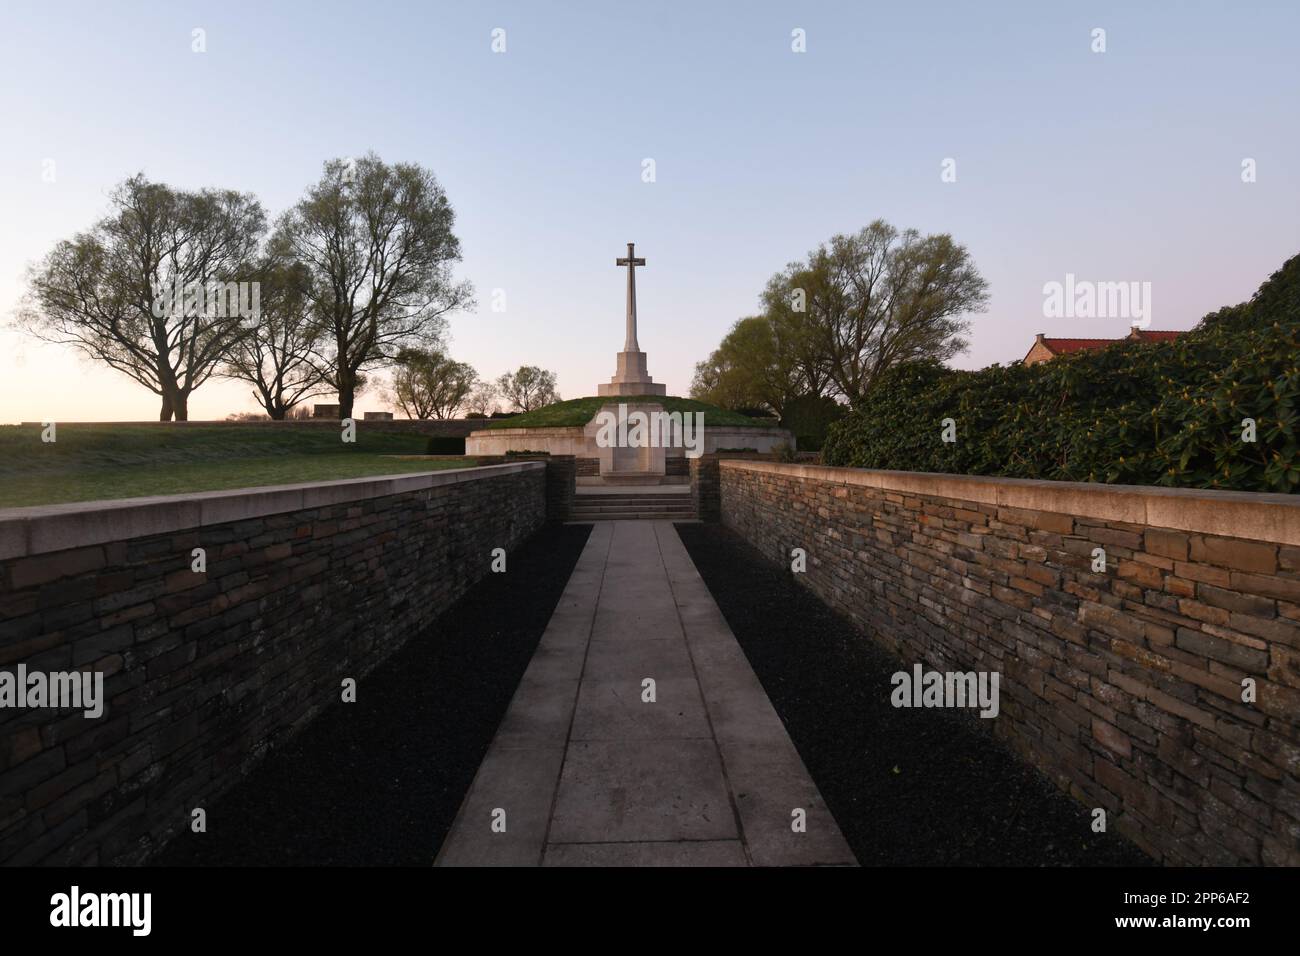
[
  {"x1": 822, "y1": 254, "x2": 1300, "y2": 493},
  {"x1": 425, "y1": 436, "x2": 466, "y2": 455},
  {"x1": 780, "y1": 394, "x2": 846, "y2": 452},
  {"x1": 772, "y1": 441, "x2": 797, "y2": 463}
]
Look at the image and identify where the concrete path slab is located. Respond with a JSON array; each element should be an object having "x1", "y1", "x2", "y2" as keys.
[{"x1": 434, "y1": 521, "x2": 855, "y2": 867}]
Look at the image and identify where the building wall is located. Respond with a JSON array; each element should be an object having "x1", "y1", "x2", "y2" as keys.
[
  {"x1": 718, "y1": 460, "x2": 1300, "y2": 865},
  {"x1": 1023, "y1": 341, "x2": 1056, "y2": 366},
  {"x1": 465, "y1": 421, "x2": 794, "y2": 461},
  {"x1": 0, "y1": 463, "x2": 546, "y2": 865}
]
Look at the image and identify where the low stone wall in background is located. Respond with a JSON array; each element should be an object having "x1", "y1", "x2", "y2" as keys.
[
  {"x1": 0, "y1": 462, "x2": 546, "y2": 865},
  {"x1": 19, "y1": 419, "x2": 488, "y2": 438},
  {"x1": 719, "y1": 460, "x2": 1300, "y2": 866}
]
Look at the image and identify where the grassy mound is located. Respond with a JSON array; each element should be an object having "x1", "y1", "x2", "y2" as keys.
[{"x1": 484, "y1": 395, "x2": 780, "y2": 429}]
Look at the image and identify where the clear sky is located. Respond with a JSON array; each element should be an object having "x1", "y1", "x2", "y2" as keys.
[{"x1": 1, "y1": 0, "x2": 1297, "y2": 423}]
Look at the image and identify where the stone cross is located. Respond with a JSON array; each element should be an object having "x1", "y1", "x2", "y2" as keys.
[{"x1": 615, "y1": 242, "x2": 646, "y2": 352}]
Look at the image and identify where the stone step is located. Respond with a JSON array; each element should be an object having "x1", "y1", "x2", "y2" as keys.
[
  {"x1": 572, "y1": 500, "x2": 695, "y2": 510},
  {"x1": 571, "y1": 513, "x2": 696, "y2": 521},
  {"x1": 571, "y1": 491, "x2": 698, "y2": 522},
  {"x1": 574, "y1": 504, "x2": 691, "y2": 511},
  {"x1": 574, "y1": 495, "x2": 692, "y2": 503},
  {"x1": 598, "y1": 472, "x2": 666, "y2": 485},
  {"x1": 569, "y1": 511, "x2": 698, "y2": 521}
]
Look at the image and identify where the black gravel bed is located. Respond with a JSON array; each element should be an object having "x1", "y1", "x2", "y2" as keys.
[
  {"x1": 156, "y1": 523, "x2": 593, "y2": 866},
  {"x1": 675, "y1": 523, "x2": 1153, "y2": 867}
]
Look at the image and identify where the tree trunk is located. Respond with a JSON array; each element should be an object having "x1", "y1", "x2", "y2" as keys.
[
  {"x1": 337, "y1": 370, "x2": 355, "y2": 420},
  {"x1": 159, "y1": 393, "x2": 174, "y2": 421},
  {"x1": 173, "y1": 391, "x2": 190, "y2": 422}
]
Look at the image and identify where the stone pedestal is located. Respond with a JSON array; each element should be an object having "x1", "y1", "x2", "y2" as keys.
[
  {"x1": 583, "y1": 401, "x2": 668, "y2": 483},
  {"x1": 597, "y1": 350, "x2": 667, "y2": 397}
]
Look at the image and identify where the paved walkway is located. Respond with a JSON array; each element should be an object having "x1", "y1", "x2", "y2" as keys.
[{"x1": 435, "y1": 521, "x2": 855, "y2": 866}]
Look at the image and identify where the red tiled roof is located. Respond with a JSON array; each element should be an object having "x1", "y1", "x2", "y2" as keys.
[
  {"x1": 1040, "y1": 337, "x2": 1120, "y2": 354},
  {"x1": 1041, "y1": 330, "x2": 1185, "y2": 355},
  {"x1": 1131, "y1": 329, "x2": 1183, "y2": 342},
  {"x1": 1024, "y1": 329, "x2": 1186, "y2": 365}
]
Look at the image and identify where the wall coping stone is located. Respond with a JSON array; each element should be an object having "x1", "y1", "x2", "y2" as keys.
[
  {"x1": 720, "y1": 460, "x2": 1300, "y2": 546},
  {"x1": 0, "y1": 462, "x2": 545, "y2": 560},
  {"x1": 468, "y1": 426, "x2": 588, "y2": 437}
]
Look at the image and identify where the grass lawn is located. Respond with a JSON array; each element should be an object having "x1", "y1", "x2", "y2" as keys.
[
  {"x1": 485, "y1": 395, "x2": 780, "y2": 429},
  {"x1": 0, "y1": 423, "x2": 478, "y2": 508}
]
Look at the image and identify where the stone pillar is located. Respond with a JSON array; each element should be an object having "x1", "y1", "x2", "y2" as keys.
[
  {"x1": 544, "y1": 455, "x2": 576, "y2": 523},
  {"x1": 690, "y1": 455, "x2": 721, "y2": 522}
]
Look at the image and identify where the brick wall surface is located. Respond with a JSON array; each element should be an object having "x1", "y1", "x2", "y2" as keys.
[
  {"x1": 0, "y1": 464, "x2": 545, "y2": 865},
  {"x1": 720, "y1": 461, "x2": 1300, "y2": 866},
  {"x1": 472, "y1": 455, "x2": 574, "y2": 522}
]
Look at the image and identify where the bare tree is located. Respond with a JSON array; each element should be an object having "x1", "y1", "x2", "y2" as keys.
[
  {"x1": 464, "y1": 380, "x2": 501, "y2": 417},
  {"x1": 274, "y1": 154, "x2": 473, "y2": 419},
  {"x1": 496, "y1": 366, "x2": 560, "y2": 412},
  {"x1": 220, "y1": 255, "x2": 329, "y2": 419},
  {"x1": 18, "y1": 174, "x2": 266, "y2": 419}
]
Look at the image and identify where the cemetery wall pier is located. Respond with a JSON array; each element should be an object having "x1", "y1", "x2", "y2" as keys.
[{"x1": 718, "y1": 460, "x2": 1300, "y2": 865}]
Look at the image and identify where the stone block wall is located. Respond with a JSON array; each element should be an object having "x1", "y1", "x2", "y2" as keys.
[
  {"x1": 719, "y1": 460, "x2": 1300, "y2": 866},
  {"x1": 0, "y1": 462, "x2": 545, "y2": 865},
  {"x1": 690, "y1": 452, "x2": 773, "y2": 523},
  {"x1": 472, "y1": 455, "x2": 574, "y2": 522}
]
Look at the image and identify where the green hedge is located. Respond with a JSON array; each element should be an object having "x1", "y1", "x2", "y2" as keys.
[
  {"x1": 425, "y1": 436, "x2": 466, "y2": 455},
  {"x1": 780, "y1": 395, "x2": 846, "y2": 452},
  {"x1": 822, "y1": 255, "x2": 1300, "y2": 493}
]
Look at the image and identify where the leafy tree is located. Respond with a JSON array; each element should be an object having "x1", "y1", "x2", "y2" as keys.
[
  {"x1": 18, "y1": 173, "x2": 266, "y2": 420},
  {"x1": 220, "y1": 254, "x2": 329, "y2": 419},
  {"x1": 388, "y1": 348, "x2": 477, "y2": 419},
  {"x1": 274, "y1": 153, "x2": 472, "y2": 419},
  {"x1": 769, "y1": 220, "x2": 987, "y2": 406},
  {"x1": 496, "y1": 366, "x2": 560, "y2": 412},
  {"x1": 691, "y1": 220, "x2": 986, "y2": 415},
  {"x1": 690, "y1": 315, "x2": 800, "y2": 415}
]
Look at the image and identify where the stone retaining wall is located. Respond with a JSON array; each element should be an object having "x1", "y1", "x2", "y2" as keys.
[
  {"x1": 0, "y1": 462, "x2": 545, "y2": 865},
  {"x1": 719, "y1": 460, "x2": 1300, "y2": 866}
]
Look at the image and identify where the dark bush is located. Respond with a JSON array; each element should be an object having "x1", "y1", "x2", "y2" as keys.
[
  {"x1": 822, "y1": 254, "x2": 1300, "y2": 493},
  {"x1": 780, "y1": 395, "x2": 846, "y2": 452},
  {"x1": 425, "y1": 436, "x2": 466, "y2": 455},
  {"x1": 731, "y1": 406, "x2": 779, "y2": 420}
]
